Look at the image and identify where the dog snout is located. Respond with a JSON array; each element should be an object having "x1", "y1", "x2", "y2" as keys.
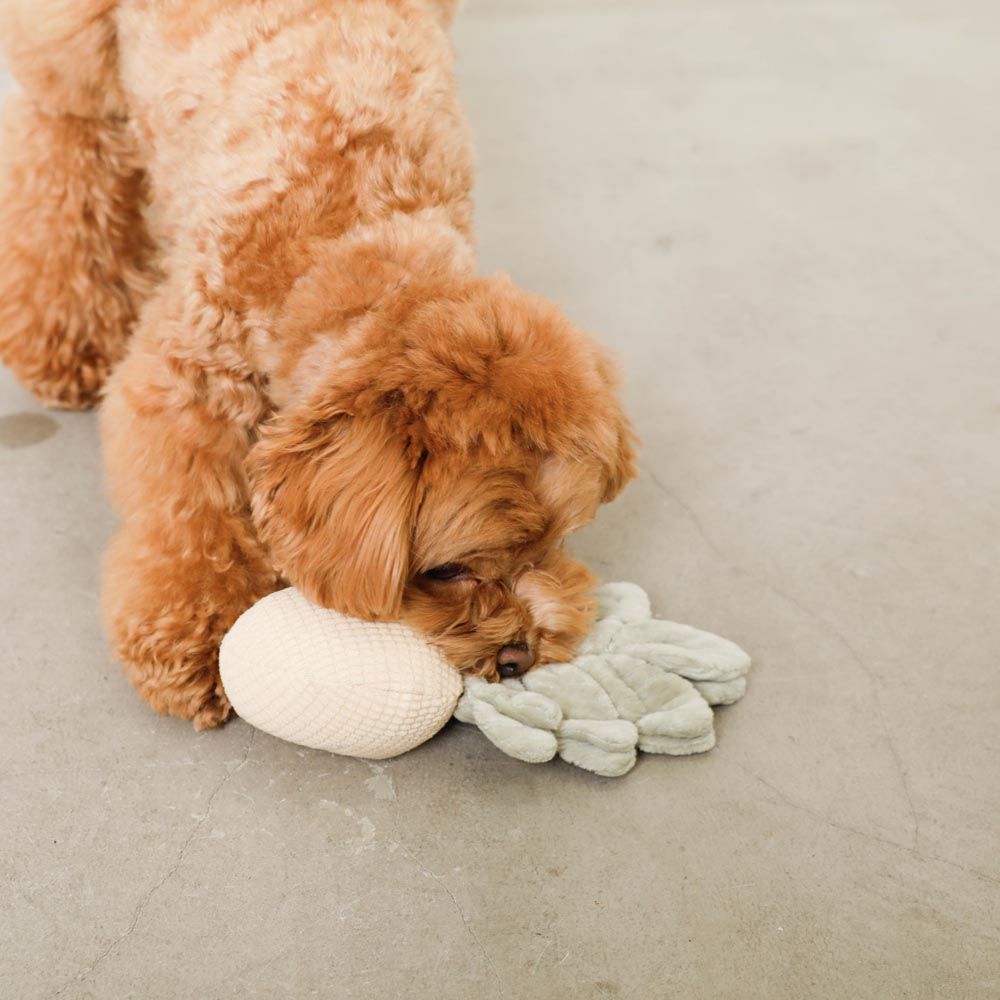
[{"x1": 496, "y1": 642, "x2": 535, "y2": 678}]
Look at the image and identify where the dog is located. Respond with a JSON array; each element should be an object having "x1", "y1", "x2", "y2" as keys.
[{"x1": 0, "y1": 0, "x2": 636, "y2": 728}]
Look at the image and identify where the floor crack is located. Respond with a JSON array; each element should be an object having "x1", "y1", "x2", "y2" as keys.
[
  {"x1": 731, "y1": 759, "x2": 999, "y2": 890},
  {"x1": 394, "y1": 841, "x2": 505, "y2": 999},
  {"x1": 644, "y1": 468, "x2": 922, "y2": 850},
  {"x1": 54, "y1": 728, "x2": 257, "y2": 994}
]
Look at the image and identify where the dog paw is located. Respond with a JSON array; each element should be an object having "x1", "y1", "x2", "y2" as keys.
[{"x1": 191, "y1": 689, "x2": 233, "y2": 731}]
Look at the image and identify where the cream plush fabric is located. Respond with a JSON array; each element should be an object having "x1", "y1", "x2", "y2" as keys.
[{"x1": 221, "y1": 583, "x2": 750, "y2": 775}]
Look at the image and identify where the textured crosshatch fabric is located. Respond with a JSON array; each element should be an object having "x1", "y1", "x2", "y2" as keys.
[{"x1": 220, "y1": 588, "x2": 463, "y2": 759}]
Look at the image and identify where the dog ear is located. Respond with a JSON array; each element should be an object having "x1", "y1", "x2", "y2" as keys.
[
  {"x1": 599, "y1": 412, "x2": 638, "y2": 503},
  {"x1": 590, "y1": 355, "x2": 638, "y2": 503},
  {"x1": 247, "y1": 407, "x2": 419, "y2": 619}
]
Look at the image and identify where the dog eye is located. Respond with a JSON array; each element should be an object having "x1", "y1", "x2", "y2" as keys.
[{"x1": 422, "y1": 563, "x2": 471, "y2": 582}]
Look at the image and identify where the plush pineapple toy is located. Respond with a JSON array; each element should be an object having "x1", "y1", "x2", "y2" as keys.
[{"x1": 220, "y1": 582, "x2": 751, "y2": 777}]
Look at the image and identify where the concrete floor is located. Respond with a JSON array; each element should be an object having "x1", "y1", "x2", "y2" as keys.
[{"x1": 2, "y1": 1, "x2": 999, "y2": 997}]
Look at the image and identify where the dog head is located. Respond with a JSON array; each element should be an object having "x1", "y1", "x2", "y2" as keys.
[{"x1": 248, "y1": 272, "x2": 636, "y2": 678}]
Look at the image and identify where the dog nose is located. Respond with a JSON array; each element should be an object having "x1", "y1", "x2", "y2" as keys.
[{"x1": 496, "y1": 643, "x2": 535, "y2": 678}]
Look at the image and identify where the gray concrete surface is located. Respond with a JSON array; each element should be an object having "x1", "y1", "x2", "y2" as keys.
[{"x1": 2, "y1": 2, "x2": 999, "y2": 998}]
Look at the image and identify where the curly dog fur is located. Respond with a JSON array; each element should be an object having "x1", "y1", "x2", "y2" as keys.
[{"x1": 0, "y1": 0, "x2": 636, "y2": 728}]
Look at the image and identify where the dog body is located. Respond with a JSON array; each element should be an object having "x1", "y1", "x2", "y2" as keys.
[{"x1": 0, "y1": 0, "x2": 635, "y2": 727}]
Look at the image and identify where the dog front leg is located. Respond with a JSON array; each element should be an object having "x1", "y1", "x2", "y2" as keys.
[{"x1": 99, "y1": 290, "x2": 279, "y2": 729}]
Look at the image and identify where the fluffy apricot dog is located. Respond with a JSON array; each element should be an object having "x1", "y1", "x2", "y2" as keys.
[{"x1": 0, "y1": 0, "x2": 636, "y2": 728}]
